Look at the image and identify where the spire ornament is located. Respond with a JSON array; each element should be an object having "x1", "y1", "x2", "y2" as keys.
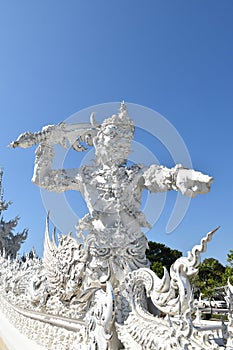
[{"x1": 100, "y1": 102, "x2": 134, "y2": 132}]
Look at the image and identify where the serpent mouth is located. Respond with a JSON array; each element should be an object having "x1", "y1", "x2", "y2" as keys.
[{"x1": 8, "y1": 141, "x2": 19, "y2": 148}]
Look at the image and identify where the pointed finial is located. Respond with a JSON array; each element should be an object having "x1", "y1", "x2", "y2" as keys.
[
  {"x1": 100, "y1": 101, "x2": 134, "y2": 134},
  {"x1": 119, "y1": 100, "x2": 127, "y2": 115},
  {"x1": 0, "y1": 167, "x2": 3, "y2": 195}
]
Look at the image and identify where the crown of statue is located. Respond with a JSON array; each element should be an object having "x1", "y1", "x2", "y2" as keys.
[{"x1": 101, "y1": 102, "x2": 134, "y2": 131}]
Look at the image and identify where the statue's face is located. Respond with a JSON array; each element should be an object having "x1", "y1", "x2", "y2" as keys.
[{"x1": 94, "y1": 124, "x2": 133, "y2": 164}]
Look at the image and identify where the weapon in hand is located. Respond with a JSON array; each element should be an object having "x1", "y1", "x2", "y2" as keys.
[{"x1": 9, "y1": 114, "x2": 98, "y2": 152}]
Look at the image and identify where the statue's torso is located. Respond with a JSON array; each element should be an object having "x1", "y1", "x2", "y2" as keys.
[
  {"x1": 78, "y1": 164, "x2": 148, "y2": 246},
  {"x1": 79, "y1": 164, "x2": 144, "y2": 214}
]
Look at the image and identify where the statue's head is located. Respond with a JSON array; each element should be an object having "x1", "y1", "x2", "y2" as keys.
[{"x1": 93, "y1": 102, "x2": 134, "y2": 166}]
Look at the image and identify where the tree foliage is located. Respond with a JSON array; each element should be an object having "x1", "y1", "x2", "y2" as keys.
[
  {"x1": 222, "y1": 250, "x2": 233, "y2": 285},
  {"x1": 190, "y1": 258, "x2": 225, "y2": 298},
  {"x1": 147, "y1": 240, "x2": 230, "y2": 297},
  {"x1": 227, "y1": 250, "x2": 233, "y2": 267},
  {"x1": 147, "y1": 239, "x2": 233, "y2": 298},
  {"x1": 146, "y1": 241, "x2": 182, "y2": 278}
]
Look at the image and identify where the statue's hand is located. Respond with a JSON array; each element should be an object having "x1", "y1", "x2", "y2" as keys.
[{"x1": 175, "y1": 168, "x2": 213, "y2": 197}]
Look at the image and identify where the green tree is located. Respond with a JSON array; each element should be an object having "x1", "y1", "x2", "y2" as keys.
[
  {"x1": 227, "y1": 250, "x2": 233, "y2": 266},
  {"x1": 222, "y1": 250, "x2": 233, "y2": 284},
  {"x1": 150, "y1": 261, "x2": 164, "y2": 278},
  {"x1": 146, "y1": 241, "x2": 182, "y2": 277},
  {"x1": 191, "y1": 258, "x2": 225, "y2": 298}
]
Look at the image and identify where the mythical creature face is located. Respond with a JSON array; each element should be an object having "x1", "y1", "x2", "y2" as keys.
[
  {"x1": 94, "y1": 123, "x2": 134, "y2": 166},
  {"x1": 9, "y1": 132, "x2": 37, "y2": 149}
]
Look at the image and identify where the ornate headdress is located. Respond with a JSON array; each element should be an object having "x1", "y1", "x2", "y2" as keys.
[{"x1": 100, "y1": 102, "x2": 134, "y2": 132}]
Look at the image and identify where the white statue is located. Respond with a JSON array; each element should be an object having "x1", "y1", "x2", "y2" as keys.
[
  {"x1": 4, "y1": 103, "x2": 224, "y2": 350},
  {"x1": 10, "y1": 103, "x2": 213, "y2": 286}
]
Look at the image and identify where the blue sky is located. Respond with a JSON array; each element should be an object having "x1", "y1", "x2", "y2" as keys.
[{"x1": 0, "y1": 1, "x2": 232, "y2": 265}]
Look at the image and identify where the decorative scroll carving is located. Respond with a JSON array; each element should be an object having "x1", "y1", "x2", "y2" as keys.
[{"x1": 115, "y1": 228, "x2": 227, "y2": 350}]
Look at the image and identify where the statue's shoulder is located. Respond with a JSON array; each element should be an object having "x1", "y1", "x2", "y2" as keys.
[{"x1": 125, "y1": 164, "x2": 145, "y2": 177}]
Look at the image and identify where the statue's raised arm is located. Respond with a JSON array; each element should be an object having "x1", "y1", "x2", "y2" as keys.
[
  {"x1": 9, "y1": 103, "x2": 213, "y2": 199},
  {"x1": 9, "y1": 114, "x2": 98, "y2": 192},
  {"x1": 143, "y1": 163, "x2": 213, "y2": 197}
]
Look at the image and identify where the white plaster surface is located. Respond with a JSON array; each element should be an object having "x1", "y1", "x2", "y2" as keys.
[{"x1": 0, "y1": 309, "x2": 46, "y2": 350}]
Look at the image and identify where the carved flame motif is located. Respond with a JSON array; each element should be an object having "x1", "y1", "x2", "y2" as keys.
[
  {"x1": 43, "y1": 213, "x2": 88, "y2": 301},
  {"x1": 115, "y1": 228, "x2": 223, "y2": 350}
]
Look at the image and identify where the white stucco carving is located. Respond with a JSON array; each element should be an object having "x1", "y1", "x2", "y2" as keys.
[
  {"x1": 0, "y1": 169, "x2": 28, "y2": 259},
  {"x1": 1, "y1": 103, "x2": 230, "y2": 349}
]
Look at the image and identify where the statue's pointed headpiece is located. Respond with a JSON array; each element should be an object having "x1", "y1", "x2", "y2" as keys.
[{"x1": 101, "y1": 102, "x2": 134, "y2": 132}]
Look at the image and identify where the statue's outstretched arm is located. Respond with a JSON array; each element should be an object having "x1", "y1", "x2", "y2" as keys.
[
  {"x1": 9, "y1": 122, "x2": 96, "y2": 193},
  {"x1": 143, "y1": 164, "x2": 213, "y2": 198}
]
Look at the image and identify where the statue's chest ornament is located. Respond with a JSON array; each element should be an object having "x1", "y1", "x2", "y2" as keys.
[
  {"x1": 83, "y1": 166, "x2": 139, "y2": 201},
  {"x1": 97, "y1": 170, "x2": 130, "y2": 201}
]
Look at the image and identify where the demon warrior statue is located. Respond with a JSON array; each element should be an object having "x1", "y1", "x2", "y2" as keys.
[{"x1": 4, "y1": 102, "x2": 220, "y2": 350}]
